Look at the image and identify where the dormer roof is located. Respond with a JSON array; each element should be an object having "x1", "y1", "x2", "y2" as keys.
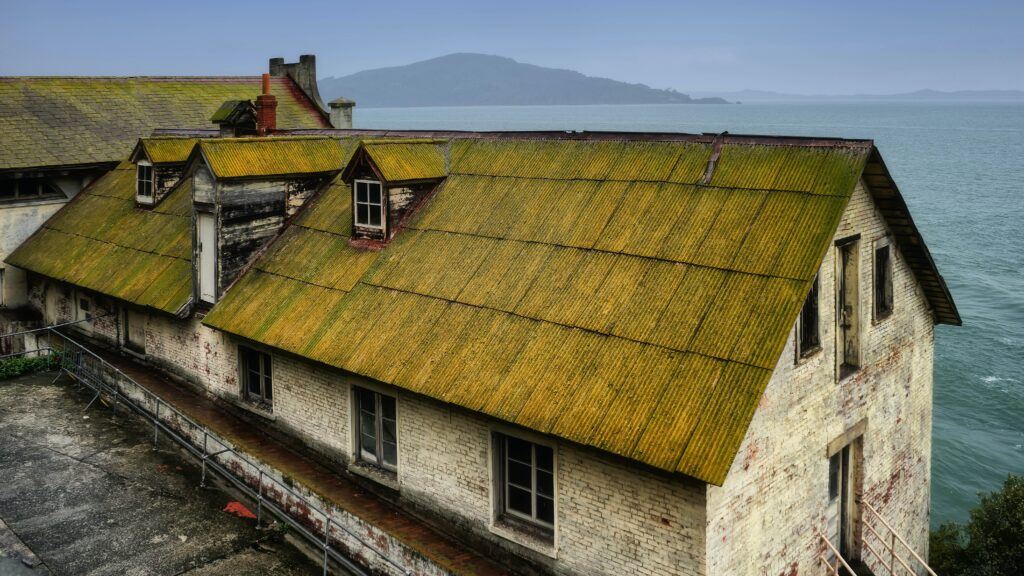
[
  {"x1": 190, "y1": 136, "x2": 352, "y2": 180},
  {"x1": 130, "y1": 137, "x2": 200, "y2": 165},
  {"x1": 342, "y1": 139, "x2": 448, "y2": 184}
]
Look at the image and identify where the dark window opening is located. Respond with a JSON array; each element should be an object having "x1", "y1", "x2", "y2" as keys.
[
  {"x1": 240, "y1": 346, "x2": 273, "y2": 408},
  {"x1": 0, "y1": 179, "x2": 64, "y2": 202},
  {"x1": 496, "y1": 433, "x2": 555, "y2": 530},
  {"x1": 874, "y1": 244, "x2": 893, "y2": 320},
  {"x1": 354, "y1": 180, "x2": 384, "y2": 229},
  {"x1": 137, "y1": 164, "x2": 154, "y2": 199},
  {"x1": 355, "y1": 387, "x2": 397, "y2": 471},
  {"x1": 78, "y1": 297, "x2": 92, "y2": 321},
  {"x1": 797, "y1": 274, "x2": 820, "y2": 359}
]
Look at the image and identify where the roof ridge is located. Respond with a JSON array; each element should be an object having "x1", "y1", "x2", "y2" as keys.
[{"x1": 0, "y1": 75, "x2": 269, "y2": 80}]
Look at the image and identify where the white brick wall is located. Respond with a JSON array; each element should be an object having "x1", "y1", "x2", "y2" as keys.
[
  {"x1": 271, "y1": 362, "x2": 708, "y2": 576},
  {"x1": 705, "y1": 180, "x2": 935, "y2": 576}
]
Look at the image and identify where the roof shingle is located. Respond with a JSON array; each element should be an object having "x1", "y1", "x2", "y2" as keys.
[{"x1": 0, "y1": 76, "x2": 330, "y2": 171}]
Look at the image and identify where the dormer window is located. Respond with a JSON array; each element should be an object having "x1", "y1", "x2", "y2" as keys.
[
  {"x1": 136, "y1": 161, "x2": 154, "y2": 204},
  {"x1": 354, "y1": 179, "x2": 384, "y2": 229}
]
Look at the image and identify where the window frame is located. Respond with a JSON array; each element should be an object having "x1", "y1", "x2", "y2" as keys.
[
  {"x1": 873, "y1": 242, "x2": 894, "y2": 321},
  {"x1": 353, "y1": 386, "x2": 398, "y2": 473},
  {"x1": 353, "y1": 179, "x2": 385, "y2": 230},
  {"x1": 239, "y1": 345, "x2": 273, "y2": 409},
  {"x1": 494, "y1": 432, "x2": 556, "y2": 532},
  {"x1": 136, "y1": 161, "x2": 154, "y2": 204},
  {"x1": 796, "y1": 273, "x2": 821, "y2": 361},
  {"x1": 0, "y1": 178, "x2": 66, "y2": 203}
]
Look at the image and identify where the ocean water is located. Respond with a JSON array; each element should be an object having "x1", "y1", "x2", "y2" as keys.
[{"x1": 354, "y1": 102, "x2": 1024, "y2": 527}]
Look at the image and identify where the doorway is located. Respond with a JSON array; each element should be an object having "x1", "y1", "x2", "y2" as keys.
[
  {"x1": 197, "y1": 212, "x2": 216, "y2": 304},
  {"x1": 124, "y1": 309, "x2": 146, "y2": 354}
]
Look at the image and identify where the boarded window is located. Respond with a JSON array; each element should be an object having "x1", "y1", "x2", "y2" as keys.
[
  {"x1": 355, "y1": 387, "x2": 397, "y2": 471},
  {"x1": 495, "y1": 433, "x2": 555, "y2": 530},
  {"x1": 354, "y1": 180, "x2": 384, "y2": 229},
  {"x1": 796, "y1": 274, "x2": 820, "y2": 359},
  {"x1": 874, "y1": 244, "x2": 893, "y2": 320},
  {"x1": 240, "y1": 346, "x2": 273, "y2": 408}
]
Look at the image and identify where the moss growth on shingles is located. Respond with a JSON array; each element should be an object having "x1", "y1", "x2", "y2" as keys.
[
  {"x1": 6, "y1": 160, "x2": 193, "y2": 315},
  {"x1": 0, "y1": 77, "x2": 329, "y2": 170},
  {"x1": 200, "y1": 137, "x2": 346, "y2": 179},
  {"x1": 205, "y1": 137, "x2": 870, "y2": 485}
]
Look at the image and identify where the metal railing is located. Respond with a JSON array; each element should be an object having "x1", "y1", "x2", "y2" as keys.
[
  {"x1": 1, "y1": 325, "x2": 411, "y2": 576},
  {"x1": 861, "y1": 501, "x2": 937, "y2": 576},
  {"x1": 818, "y1": 531, "x2": 858, "y2": 576}
]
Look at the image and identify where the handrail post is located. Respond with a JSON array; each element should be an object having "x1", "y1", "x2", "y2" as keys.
[
  {"x1": 256, "y1": 470, "x2": 264, "y2": 526},
  {"x1": 153, "y1": 399, "x2": 160, "y2": 449},
  {"x1": 323, "y1": 515, "x2": 331, "y2": 576},
  {"x1": 890, "y1": 531, "x2": 897, "y2": 575},
  {"x1": 201, "y1": 430, "x2": 208, "y2": 488}
]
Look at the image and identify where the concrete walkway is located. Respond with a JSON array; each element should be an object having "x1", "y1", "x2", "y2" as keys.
[{"x1": 0, "y1": 371, "x2": 322, "y2": 576}]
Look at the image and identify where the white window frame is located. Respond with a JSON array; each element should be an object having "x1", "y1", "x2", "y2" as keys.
[
  {"x1": 354, "y1": 386, "x2": 398, "y2": 472},
  {"x1": 353, "y1": 179, "x2": 385, "y2": 230},
  {"x1": 495, "y1": 432, "x2": 556, "y2": 530},
  {"x1": 136, "y1": 161, "x2": 154, "y2": 205}
]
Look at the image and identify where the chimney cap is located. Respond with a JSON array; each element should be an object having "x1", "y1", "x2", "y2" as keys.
[{"x1": 329, "y1": 97, "x2": 356, "y2": 108}]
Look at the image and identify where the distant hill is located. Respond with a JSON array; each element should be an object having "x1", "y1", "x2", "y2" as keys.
[
  {"x1": 320, "y1": 53, "x2": 728, "y2": 108},
  {"x1": 689, "y1": 88, "x2": 1024, "y2": 102}
]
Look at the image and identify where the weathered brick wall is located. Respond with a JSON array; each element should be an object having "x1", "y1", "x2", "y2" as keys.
[
  {"x1": 143, "y1": 313, "x2": 238, "y2": 397},
  {"x1": 705, "y1": 180, "x2": 935, "y2": 575},
  {"x1": 265, "y1": 359, "x2": 708, "y2": 576}
]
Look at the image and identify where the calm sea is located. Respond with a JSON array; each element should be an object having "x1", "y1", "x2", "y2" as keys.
[{"x1": 355, "y1": 102, "x2": 1024, "y2": 527}]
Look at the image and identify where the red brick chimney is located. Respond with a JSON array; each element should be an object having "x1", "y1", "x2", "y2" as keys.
[{"x1": 256, "y1": 73, "x2": 277, "y2": 136}]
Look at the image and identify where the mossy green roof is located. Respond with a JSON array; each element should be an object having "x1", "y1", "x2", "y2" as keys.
[
  {"x1": 7, "y1": 160, "x2": 193, "y2": 314},
  {"x1": 6, "y1": 135, "x2": 364, "y2": 316},
  {"x1": 197, "y1": 137, "x2": 351, "y2": 179},
  {"x1": 205, "y1": 136, "x2": 872, "y2": 485},
  {"x1": 0, "y1": 76, "x2": 330, "y2": 171},
  {"x1": 134, "y1": 137, "x2": 200, "y2": 164},
  {"x1": 357, "y1": 140, "x2": 447, "y2": 183}
]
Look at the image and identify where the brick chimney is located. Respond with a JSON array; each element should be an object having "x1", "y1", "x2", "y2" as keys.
[{"x1": 255, "y1": 73, "x2": 277, "y2": 136}]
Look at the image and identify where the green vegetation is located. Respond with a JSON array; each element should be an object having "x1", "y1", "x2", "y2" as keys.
[
  {"x1": 0, "y1": 354, "x2": 57, "y2": 380},
  {"x1": 930, "y1": 475, "x2": 1024, "y2": 575}
]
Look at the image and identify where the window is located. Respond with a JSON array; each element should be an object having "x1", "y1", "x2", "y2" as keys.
[
  {"x1": 354, "y1": 180, "x2": 384, "y2": 229},
  {"x1": 874, "y1": 244, "x2": 893, "y2": 320},
  {"x1": 0, "y1": 179, "x2": 64, "y2": 202},
  {"x1": 78, "y1": 296, "x2": 93, "y2": 321},
  {"x1": 496, "y1": 434, "x2": 555, "y2": 529},
  {"x1": 796, "y1": 274, "x2": 820, "y2": 359},
  {"x1": 136, "y1": 162, "x2": 154, "y2": 202},
  {"x1": 355, "y1": 387, "x2": 397, "y2": 471},
  {"x1": 240, "y1": 346, "x2": 273, "y2": 407},
  {"x1": 837, "y1": 237, "x2": 861, "y2": 376}
]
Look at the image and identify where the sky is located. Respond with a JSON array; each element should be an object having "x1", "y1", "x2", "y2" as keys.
[{"x1": 1, "y1": 0, "x2": 1022, "y2": 94}]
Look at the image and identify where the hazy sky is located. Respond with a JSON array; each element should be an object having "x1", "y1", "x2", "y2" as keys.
[{"x1": 2, "y1": 0, "x2": 1021, "y2": 94}]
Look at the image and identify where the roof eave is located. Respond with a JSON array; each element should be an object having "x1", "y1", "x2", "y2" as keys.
[{"x1": 862, "y1": 147, "x2": 961, "y2": 326}]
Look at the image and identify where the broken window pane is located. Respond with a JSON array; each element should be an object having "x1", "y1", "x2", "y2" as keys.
[
  {"x1": 875, "y1": 245, "x2": 893, "y2": 319},
  {"x1": 798, "y1": 274, "x2": 820, "y2": 358}
]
